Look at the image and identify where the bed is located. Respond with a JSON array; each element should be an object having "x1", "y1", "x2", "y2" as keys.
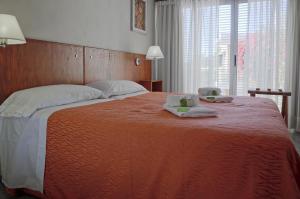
[
  {"x1": 0, "y1": 39, "x2": 299, "y2": 199},
  {"x1": 41, "y1": 92, "x2": 300, "y2": 199},
  {"x1": 1, "y1": 90, "x2": 299, "y2": 198}
]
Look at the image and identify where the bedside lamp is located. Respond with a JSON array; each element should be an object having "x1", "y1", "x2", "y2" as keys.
[
  {"x1": 146, "y1": 46, "x2": 164, "y2": 60},
  {"x1": 0, "y1": 14, "x2": 26, "y2": 47},
  {"x1": 146, "y1": 46, "x2": 164, "y2": 80}
]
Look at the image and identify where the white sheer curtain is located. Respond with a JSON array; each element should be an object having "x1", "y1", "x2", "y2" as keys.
[
  {"x1": 156, "y1": 0, "x2": 293, "y2": 100},
  {"x1": 237, "y1": 0, "x2": 290, "y2": 106},
  {"x1": 181, "y1": 0, "x2": 232, "y2": 95},
  {"x1": 156, "y1": 0, "x2": 230, "y2": 93}
]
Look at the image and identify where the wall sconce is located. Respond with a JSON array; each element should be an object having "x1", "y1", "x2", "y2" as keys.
[
  {"x1": 0, "y1": 14, "x2": 26, "y2": 47},
  {"x1": 135, "y1": 57, "x2": 141, "y2": 66}
]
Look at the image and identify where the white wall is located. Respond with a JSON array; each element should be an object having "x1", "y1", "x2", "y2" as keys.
[{"x1": 0, "y1": 0, "x2": 155, "y2": 54}]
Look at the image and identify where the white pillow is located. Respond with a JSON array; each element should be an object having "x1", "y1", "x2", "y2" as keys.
[
  {"x1": 0, "y1": 85, "x2": 104, "y2": 117},
  {"x1": 87, "y1": 80, "x2": 147, "y2": 98}
]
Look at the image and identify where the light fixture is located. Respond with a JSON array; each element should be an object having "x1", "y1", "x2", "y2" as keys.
[
  {"x1": 0, "y1": 14, "x2": 26, "y2": 47},
  {"x1": 146, "y1": 46, "x2": 164, "y2": 60},
  {"x1": 146, "y1": 46, "x2": 164, "y2": 80},
  {"x1": 135, "y1": 57, "x2": 141, "y2": 66}
]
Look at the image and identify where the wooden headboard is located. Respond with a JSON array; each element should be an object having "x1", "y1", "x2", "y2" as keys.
[
  {"x1": 0, "y1": 39, "x2": 151, "y2": 103},
  {"x1": 84, "y1": 47, "x2": 151, "y2": 84}
]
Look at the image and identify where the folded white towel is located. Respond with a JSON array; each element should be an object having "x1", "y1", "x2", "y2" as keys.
[
  {"x1": 164, "y1": 104, "x2": 217, "y2": 118},
  {"x1": 198, "y1": 87, "x2": 221, "y2": 96},
  {"x1": 199, "y1": 96, "x2": 233, "y2": 103},
  {"x1": 166, "y1": 94, "x2": 198, "y2": 107}
]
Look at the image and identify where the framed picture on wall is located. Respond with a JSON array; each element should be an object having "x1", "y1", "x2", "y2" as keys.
[{"x1": 131, "y1": 0, "x2": 147, "y2": 34}]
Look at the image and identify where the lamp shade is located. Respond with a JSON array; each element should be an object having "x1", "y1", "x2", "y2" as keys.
[
  {"x1": 0, "y1": 14, "x2": 26, "y2": 46},
  {"x1": 146, "y1": 46, "x2": 164, "y2": 60}
]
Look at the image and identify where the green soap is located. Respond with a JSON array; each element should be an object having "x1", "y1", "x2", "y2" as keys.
[
  {"x1": 207, "y1": 96, "x2": 215, "y2": 100},
  {"x1": 211, "y1": 90, "x2": 218, "y2": 96},
  {"x1": 180, "y1": 98, "x2": 188, "y2": 107},
  {"x1": 177, "y1": 107, "x2": 189, "y2": 112}
]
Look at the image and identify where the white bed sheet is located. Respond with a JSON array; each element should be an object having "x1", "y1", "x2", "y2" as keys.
[{"x1": 0, "y1": 91, "x2": 148, "y2": 192}]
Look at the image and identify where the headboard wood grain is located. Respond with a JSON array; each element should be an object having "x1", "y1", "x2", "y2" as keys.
[
  {"x1": 84, "y1": 47, "x2": 151, "y2": 84},
  {"x1": 0, "y1": 39, "x2": 151, "y2": 104},
  {"x1": 0, "y1": 39, "x2": 84, "y2": 103}
]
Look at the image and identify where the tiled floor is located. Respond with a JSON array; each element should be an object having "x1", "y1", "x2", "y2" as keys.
[{"x1": 0, "y1": 133, "x2": 300, "y2": 199}]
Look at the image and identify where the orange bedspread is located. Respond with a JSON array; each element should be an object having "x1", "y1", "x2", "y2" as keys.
[{"x1": 42, "y1": 92, "x2": 300, "y2": 199}]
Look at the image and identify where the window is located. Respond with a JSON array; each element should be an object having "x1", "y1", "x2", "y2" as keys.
[
  {"x1": 183, "y1": 2, "x2": 232, "y2": 95},
  {"x1": 182, "y1": 0, "x2": 289, "y2": 105}
]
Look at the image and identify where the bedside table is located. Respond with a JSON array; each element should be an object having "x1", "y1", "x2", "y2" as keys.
[{"x1": 139, "y1": 80, "x2": 163, "y2": 92}]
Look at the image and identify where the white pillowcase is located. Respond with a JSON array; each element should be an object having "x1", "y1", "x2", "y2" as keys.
[
  {"x1": 86, "y1": 80, "x2": 147, "y2": 98},
  {"x1": 0, "y1": 85, "x2": 104, "y2": 117}
]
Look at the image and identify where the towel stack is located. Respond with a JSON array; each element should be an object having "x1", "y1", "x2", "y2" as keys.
[
  {"x1": 198, "y1": 87, "x2": 233, "y2": 103},
  {"x1": 198, "y1": 87, "x2": 222, "y2": 96},
  {"x1": 164, "y1": 95, "x2": 217, "y2": 118},
  {"x1": 166, "y1": 94, "x2": 198, "y2": 107}
]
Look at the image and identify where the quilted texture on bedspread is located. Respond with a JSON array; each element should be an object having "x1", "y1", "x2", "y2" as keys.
[{"x1": 43, "y1": 92, "x2": 300, "y2": 199}]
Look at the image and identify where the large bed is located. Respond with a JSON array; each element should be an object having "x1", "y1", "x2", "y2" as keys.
[
  {"x1": 0, "y1": 39, "x2": 299, "y2": 199},
  {"x1": 1, "y1": 91, "x2": 299, "y2": 198},
  {"x1": 42, "y1": 92, "x2": 300, "y2": 198}
]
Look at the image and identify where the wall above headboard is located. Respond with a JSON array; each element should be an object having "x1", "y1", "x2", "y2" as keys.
[
  {"x1": 0, "y1": 0, "x2": 155, "y2": 54},
  {"x1": 0, "y1": 39, "x2": 152, "y2": 103}
]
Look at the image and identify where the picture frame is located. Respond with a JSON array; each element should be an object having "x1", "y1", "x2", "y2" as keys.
[{"x1": 131, "y1": 0, "x2": 147, "y2": 34}]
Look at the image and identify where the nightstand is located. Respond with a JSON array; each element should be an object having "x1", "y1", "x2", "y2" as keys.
[{"x1": 139, "y1": 80, "x2": 163, "y2": 92}]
